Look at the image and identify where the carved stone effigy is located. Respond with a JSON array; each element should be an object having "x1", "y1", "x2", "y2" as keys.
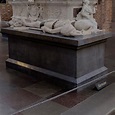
[
  {"x1": 39, "y1": 0, "x2": 100, "y2": 36},
  {"x1": 7, "y1": 0, "x2": 100, "y2": 36}
]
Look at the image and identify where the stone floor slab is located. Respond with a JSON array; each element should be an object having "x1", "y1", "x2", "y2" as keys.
[
  {"x1": 61, "y1": 83, "x2": 115, "y2": 115},
  {"x1": 54, "y1": 88, "x2": 97, "y2": 108},
  {"x1": 24, "y1": 81, "x2": 61, "y2": 98},
  {"x1": 20, "y1": 101, "x2": 68, "y2": 115},
  {"x1": 0, "y1": 103, "x2": 16, "y2": 115}
]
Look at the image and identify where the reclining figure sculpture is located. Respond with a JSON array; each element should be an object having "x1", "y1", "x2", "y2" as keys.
[{"x1": 9, "y1": 0, "x2": 101, "y2": 36}]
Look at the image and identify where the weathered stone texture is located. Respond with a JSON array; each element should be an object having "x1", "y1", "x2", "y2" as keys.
[
  {"x1": 0, "y1": 3, "x2": 13, "y2": 21},
  {"x1": 95, "y1": 0, "x2": 112, "y2": 31},
  {"x1": 112, "y1": 0, "x2": 115, "y2": 21}
]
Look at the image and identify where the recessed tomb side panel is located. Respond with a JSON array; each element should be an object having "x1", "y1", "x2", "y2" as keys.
[
  {"x1": 8, "y1": 34, "x2": 77, "y2": 78},
  {"x1": 77, "y1": 42, "x2": 105, "y2": 78}
]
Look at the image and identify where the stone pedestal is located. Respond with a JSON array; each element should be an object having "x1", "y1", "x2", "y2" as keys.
[{"x1": 1, "y1": 28, "x2": 111, "y2": 85}]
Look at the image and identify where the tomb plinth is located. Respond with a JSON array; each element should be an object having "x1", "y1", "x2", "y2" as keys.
[{"x1": 1, "y1": 28, "x2": 111, "y2": 85}]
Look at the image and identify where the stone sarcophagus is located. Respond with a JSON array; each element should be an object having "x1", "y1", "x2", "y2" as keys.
[
  {"x1": 3, "y1": 0, "x2": 111, "y2": 87},
  {"x1": 1, "y1": 27, "x2": 112, "y2": 85}
]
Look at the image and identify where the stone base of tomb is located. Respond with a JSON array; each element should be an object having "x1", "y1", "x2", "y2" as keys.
[{"x1": 1, "y1": 27, "x2": 112, "y2": 86}]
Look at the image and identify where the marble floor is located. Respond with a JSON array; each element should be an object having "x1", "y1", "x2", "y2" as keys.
[{"x1": 0, "y1": 25, "x2": 115, "y2": 115}]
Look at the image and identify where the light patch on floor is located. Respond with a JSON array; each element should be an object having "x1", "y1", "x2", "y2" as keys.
[{"x1": 21, "y1": 101, "x2": 68, "y2": 115}]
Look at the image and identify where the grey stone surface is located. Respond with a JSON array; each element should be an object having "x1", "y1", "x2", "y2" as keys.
[
  {"x1": 24, "y1": 81, "x2": 61, "y2": 98},
  {"x1": 1, "y1": 28, "x2": 112, "y2": 85},
  {"x1": 0, "y1": 103, "x2": 16, "y2": 115},
  {"x1": 61, "y1": 83, "x2": 115, "y2": 115},
  {"x1": 77, "y1": 43, "x2": 105, "y2": 77},
  {"x1": 0, "y1": 21, "x2": 10, "y2": 28},
  {"x1": 0, "y1": 33, "x2": 2, "y2": 37},
  {"x1": 22, "y1": 101, "x2": 68, "y2": 115}
]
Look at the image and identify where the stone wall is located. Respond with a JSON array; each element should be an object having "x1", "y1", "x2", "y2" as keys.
[
  {"x1": 0, "y1": 3, "x2": 12, "y2": 21},
  {"x1": 112, "y1": 0, "x2": 115, "y2": 22},
  {"x1": 95, "y1": 0, "x2": 112, "y2": 31}
]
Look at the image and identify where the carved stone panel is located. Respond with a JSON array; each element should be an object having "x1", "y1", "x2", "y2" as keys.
[{"x1": 8, "y1": 0, "x2": 98, "y2": 20}]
